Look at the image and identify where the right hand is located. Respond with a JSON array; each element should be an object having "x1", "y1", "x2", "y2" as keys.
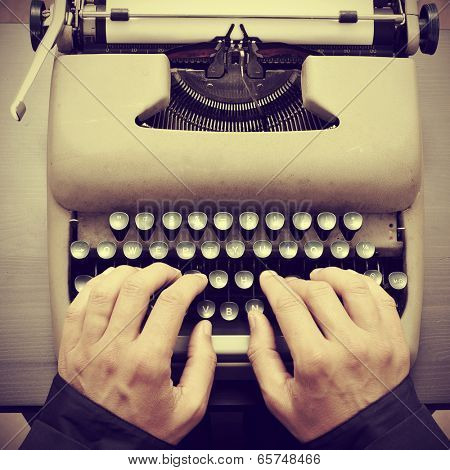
[{"x1": 247, "y1": 268, "x2": 410, "y2": 442}]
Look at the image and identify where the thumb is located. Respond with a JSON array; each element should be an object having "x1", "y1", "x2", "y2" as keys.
[{"x1": 177, "y1": 320, "x2": 216, "y2": 410}]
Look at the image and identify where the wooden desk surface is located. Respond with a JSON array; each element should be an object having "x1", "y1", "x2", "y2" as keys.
[{"x1": 0, "y1": 25, "x2": 449, "y2": 406}]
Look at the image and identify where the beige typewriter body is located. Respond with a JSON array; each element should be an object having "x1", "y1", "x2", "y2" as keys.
[
  {"x1": 47, "y1": 54, "x2": 423, "y2": 363},
  {"x1": 11, "y1": 0, "x2": 437, "y2": 373}
]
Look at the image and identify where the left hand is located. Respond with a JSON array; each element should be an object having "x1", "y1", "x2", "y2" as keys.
[{"x1": 58, "y1": 263, "x2": 216, "y2": 445}]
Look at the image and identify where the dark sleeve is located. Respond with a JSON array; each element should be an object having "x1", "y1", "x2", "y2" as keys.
[
  {"x1": 21, "y1": 374, "x2": 175, "y2": 450},
  {"x1": 303, "y1": 376, "x2": 449, "y2": 450}
]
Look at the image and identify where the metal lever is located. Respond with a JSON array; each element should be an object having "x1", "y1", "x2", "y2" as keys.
[{"x1": 10, "y1": 0, "x2": 66, "y2": 121}]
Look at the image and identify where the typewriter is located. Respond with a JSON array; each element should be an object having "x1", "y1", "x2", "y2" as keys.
[{"x1": 11, "y1": 1, "x2": 440, "y2": 375}]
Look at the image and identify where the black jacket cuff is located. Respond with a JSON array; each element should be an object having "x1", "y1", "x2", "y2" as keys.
[
  {"x1": 21, "y1": 374, "x2": 175, "y2": 450},
  {"x1": 303, "y1": 376, "x2": 448, "y2": 450}
]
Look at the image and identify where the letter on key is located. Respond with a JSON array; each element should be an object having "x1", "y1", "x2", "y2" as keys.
[
  {"x1": 135, "y1": 212, "x2": 155, "y2": 240},
  {"x1": 97, "y1": 241, "x2": 117, "y2": 260},
  {"x1": 109, "y1": 212, "x2": 130, "y2": 241},
  {"x1": 70, "y1": 241, "x2": 90, "y2": 260},
  {"x1": 226, "y1": 240, "x2": 245, "y2": 259},
  {"x1": 213, "y1": 212, "x2": 233, "y2": 239},
  {"x1": 253, "y1": 240, "x2": 272, "y2": 259},
  {"x1": 265, "y1": 212, "x2": 285, "y2": 239},
  {"x1": 201, "y1": 241, "x2": 220, "y2": 260},
  {"x1": 123, "y1": 241, "x2": 143, "y2": 260},
  {"x1": 356, "y1": 241, "x2": 376, "y2": 259},
  {"x1": 279, "y1": 241, "x2": 298, "y2": 259},
  {"x1": 188, "y1": 212, "x2": 208, "y2": 240},
  {"x1": 209, "y1": 270, "x2": 228, "y2": 289},
  {"x1": 235, "y1": 271, "x2": 254, "y2": 289},
  {"x1": 245, "y1": 299, "x2": 264, "y2": 314},
  {"x1": 330, "y1": 240, "x2": 350, "y2": 259},
  {"x1": 341, "y1": 212, "x2": 363, "y2": 240},
  {"x1": 220, "y1": 302, "x2": 239, "y2": 321},
  {"x1": 315, "y1": 212, "x2": 337, "y2": 240},
  {"x1": 364, "y1": 270, "x2": 383, "y2": 286},
  {"x1": 239, "y1": 212, "x2": 259, "y2": 240},
  {"x1": 176, "y1": 241, "x2": 196, "y2": 260},
  {"x1": 304, "y1": 241, "x2": 324, "y2": 259},
  {"x1": 388, "y1": 272, "x2": 408, "y2": 290},
  {"x1": 149, "y1": 241, "x2": 169, "y2": 260},
  {"x1": 162, "y1": 212, "x2": 182, "y2": 240},
  {"x1": 197, "y1": 300, "x2": 215, "y2": 319}
]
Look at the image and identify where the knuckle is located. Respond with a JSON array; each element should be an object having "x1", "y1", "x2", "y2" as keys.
[
  {"x1": 121, "y1": 275, "x2": 147, "y2": 297},
  {"x1": 304, "y1": 281, "x2": 333, "y2": 299},
  {"x1": 157, "y1": 287, "x2": 187, "y2": 310},
  {"x1": 345, "y1": 278, "x2": 370, "y2": 296},
  {"x1": 274, "y1": 293, "x2": 302, "y2": 314},
  {"x1": 378, "y1": 294, "x2": 397, "y2": 310},
  {"x1": 99, "y1": 354, "x2": 118, "y2": 376},
  {"x1": 66, "y1": 305, "x2": 83, "y2": 323},
  {"x1": 302, "y1": 351, "x2": 328, "y2": 377},
  {"x1": 89, "y1": 286, "x2": 115, "y2": 305}
]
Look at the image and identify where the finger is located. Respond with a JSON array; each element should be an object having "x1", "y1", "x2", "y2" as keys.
[
  {"x1": 247, "y1": 309, "x2": 291, "y2": 400},
  {"x1": 60, "y1": 267, "x2": 115, "y2": 352},
  {"x1": 177, "y1": 321, "x2": 216, "y2": 409},
  {"x1": 286, "y1": 277, "x2": 356, "y2": 339},
  {"x1": 310, "y1": 267, "x2": 379, "y2": 330},
  {"x1": 105, "y1": 263, "x2": 181, "y2": 340},
  {"x1": 140, "y1": 273, "x2": 208, "y2": 358},
  {"x1": 81, "y1": 265, "x2": 138, "y2": 343},
  {"x1": 259, "y1": 271, "x2": 325, "y2": 360}
]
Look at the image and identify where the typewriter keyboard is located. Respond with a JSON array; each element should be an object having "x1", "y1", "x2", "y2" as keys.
[{"x1": 69, "y1": 210, "x2": 407, "y2": 336}]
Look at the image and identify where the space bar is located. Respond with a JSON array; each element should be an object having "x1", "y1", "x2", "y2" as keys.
[{"x1": 174, "y1": 335, "x2": 290, "y2": 362}]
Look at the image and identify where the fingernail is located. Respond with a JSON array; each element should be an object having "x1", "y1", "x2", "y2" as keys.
[
  {"x1": 310, "y1": 268, "x2": 323, "y2": 279},
  {"x1": 203, "y1": 320, "x2": 212, "y2": 335},
  {"x1": 260, "y1": 270, "x2": 277, "y2": 279},
  {"x1": 193, "y1": 272, "x2": 208, "y2": 281}
]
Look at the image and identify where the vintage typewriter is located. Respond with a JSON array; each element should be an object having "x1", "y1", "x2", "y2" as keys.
[{"x1": 11, "y1": 1, "x2": 440, "y2": 377}]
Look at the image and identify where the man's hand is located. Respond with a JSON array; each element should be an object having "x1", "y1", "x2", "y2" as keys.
[
  {"x1": 58, "y1": 263, "x2": 216, "y2": 445},
  {"x1": 248, "y1": 267, "x2": 410, "y2": 442}
]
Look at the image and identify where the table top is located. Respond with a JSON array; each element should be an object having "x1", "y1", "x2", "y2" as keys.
[{"x1": 0, "y1": 24, "x2": 449, "y2": 406}]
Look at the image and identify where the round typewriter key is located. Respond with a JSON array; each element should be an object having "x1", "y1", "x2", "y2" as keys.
[
  {"x1": 304, "y1": 241, "x2": 324, "y2": 259},
  {"x1": 201, "y1": 241, "x2": 220, "y2": 259},
  {"x1": 226, "y1": 240, "x2": 245, "y2": 259},
  {"x1": 123, "y1": 241, "x2": 143, "y2": 260},
  {"x1": 176, "y1": 241, "x2": 196, "y2": 260},
  {"x1": 162, "y1": 212, "x2": 182, "y2": 230},
  {"x1": 279, "y1": 241, "x2": 298, "y2": 259},
  {"x1": 197, "y1": 300, "x2": 215, "y2": 319},
  {"x1": 239, "y1": 212, "x2": 259, "y2": 231},
  {"x1": 209, "y1": 270, "x2": 228, "y2": 289},
  {"x1": 70, "y1": 241, "x2": 90, "y2": 260},
  {"x1": 253, "y1": 240, "x2": 272, "y2": 259},
  {"x1": 315, "y1": 212, "x2": 336, "y2": 240},
  {"x1": 109, "y1": 212, "x2": 129, "y2": 231},
  {"x1": 188, "y1": 212, "x2": 208, "y2": 231},
  {"x1": 97, "y1": 241, "x2": 117, "y2": 260},
  {"x1": 343, "y1": 212, "x2": 363, "y2": 231},
  {"x1": 330, "y1": 240, "x2": 350, "y2": 259},
  {"x1": 149, "y1": 241, "x2": 168, "y2": 260},
  {"x1": 235, "y1": 271, "x2": 254, "y2": 290},
  {"x1": 265, "y1": 212, "x2": 285, "y2": 231},
  {"x1": 245, "y1": 299, "x2": 265, "y2": 314},
  {"x1": 220, "y1": 302, "x2": 239, "y2": 321},
  {"x1": 74, "y1": 275, "x2": 92, "y2": 293},
  {"x1": 292, "y1": 212, "x2": 312, "y2": 232},
  {"x1": 388, "y1": 272, "x2": 408, "y2": 290},
  {"x1": 135, "y1": 212, "x2": 155, "y2": 231},
  {"x1": 356, "y1": 241, "x2": 376, "y2": 259},
  {"x1": 364, "y1": 270, "x2": 383, "y2": 286},
  {"x1": 213, "y1": 212, "x2": 233, "y2": 231}
]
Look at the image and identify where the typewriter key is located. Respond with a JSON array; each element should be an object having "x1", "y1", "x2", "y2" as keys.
[
  {"x1": 213, "y1": 212, "x2": 233, "y2": 240},
  {"x1": 123, "y1": 241, "x2": 143, "y2": 260},
  {"x1": 315, "y1": 212, "x2": 337, "y2": 240},
  {"x1": 253, "y1": 240, "x2": 273, "y2": 259},
  {"x1": 188, "y1": 212, "x2": 208, "y2": 240},
  {"x1": 70, "y1": 241, "x2": 90, "y2": 260},
  {"x1": 291, "y1": 212, "x2": 312, "y2": 239},
  {"x1": 388, "y1": 272, "x2": 408, "y2": 290},
  {"x1": 279, "y1": 241, "x2": 298, "y2": 259},
  {"x1": 162, "y1": 212, "x2": 182, "y2": 241},
  {"x1": 74, "y1": 275, "x2": 92, "y2": 293},
  {"x1": 209, "y1": 270, "x2": 228, "y2": 289},
  {"x1": 226, "y1": 240, "x2": 245, "y2": 259},
  {"x1": 239, "y1": 212, "x2": 259, "y2": 240},
  {"x1": 109, "y1": 212, "x2": 130, "y2": 241},
  {"x1": 265, "y1": 212, "x2": 285, "y2": 240},
  {"x1": 364, "y1": 270, "x2": 383, "y2": 286},
  {"x1": 330, "y1": 240, "x2": 350, "y2": 259},
  {"x1": 197, "y1": 300, "x2": 216, "y2": 319},
  {"x1": 304, "y1": 241, "x2": 324, "y2": 259},
  {"x1": 340, "y1": 212, "x2": 363, "y2": 240},
  {"x1": 220, "y1": 302, "x2": 239, "y2": 321},
  {"x1": 176, "y1": 241, "x2": 196, "y2": 260},
  {"x1": 201, "y1": 241, "x2": 220, "y2": 260},
  {"x1": 149, "y1": 241, "x2": 169, "y2": 260},
  {"x1": 356, "y1": 241, "x2": 376, "y2": 259},
  {"x1": 245, "y1": 299, "x2": 265, "y2": 314},
  {"x1": 235, "y1": 271, "x2": 254, "y2": 290},
  {"x1": 97, "y1": 241, "x2": 117, "y2": 260},
  {"x1": 135, "y1": 212, "x2": 155, "y2": 241}
]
